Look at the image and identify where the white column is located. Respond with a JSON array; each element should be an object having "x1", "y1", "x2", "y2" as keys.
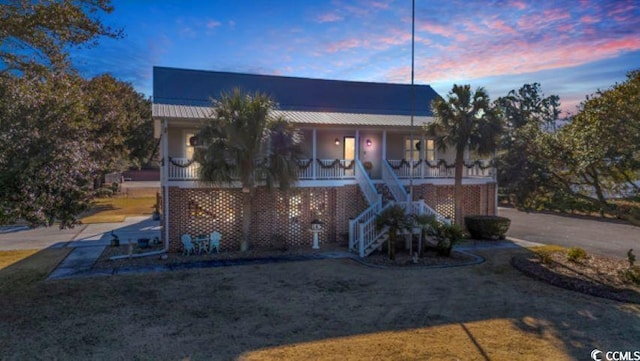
[
  {"x1": 382, "y1": 130, "x2": 387, "y2": 161},
  {"x1": 312, "y1": 128, "x2": 317, "y2": 180},
  {"x1": 420, "y1": 134, "x2": 425, "y2": 179},
  {"x1": 162, "y1": 119, "x2": 170, "y2": 251},
  {"x1": 355, "y1": 130, "x2": 360, "y2": 161}
]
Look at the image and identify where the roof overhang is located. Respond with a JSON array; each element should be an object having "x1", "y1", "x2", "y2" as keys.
[{"x1": 152, "y1": 103, "x2": 433, "y2": 127}]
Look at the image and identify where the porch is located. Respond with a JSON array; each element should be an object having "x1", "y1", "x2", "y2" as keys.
[{"x1": 166, "y1": 157, "x2": 492, "y2": 182}]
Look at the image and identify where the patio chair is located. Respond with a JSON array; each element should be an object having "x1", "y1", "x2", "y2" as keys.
[
  {"x1": 181, "y1": 234, "x2": 196, "y2": 255},
  {"x1": 208, "y1": 231, "x2": 221, "y2": 254}
]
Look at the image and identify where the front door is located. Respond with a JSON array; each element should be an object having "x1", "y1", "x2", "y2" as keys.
[
  {"x1": 343, "y1": 136, "x2": 355, "y2": 160},
  {"x1": 343, "y1": 136, "x2": 355, "y2": 177}
]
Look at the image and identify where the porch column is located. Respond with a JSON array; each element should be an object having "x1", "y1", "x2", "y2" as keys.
[
  {"x1": 312, "y1": 128, "x2": 317, "y2": 180},
  {"x1": 162, "y1": 119, "x2": 170, "y2": 251},
  {"x1": 355, "y1": 130, "x2": 360, "y2": 161},
  {"x1": 420, "y1": 134, "x2": 425, "y2": 179},
  {"x1": 382, "y1": 130, "x2": 387, "y2": 162}
]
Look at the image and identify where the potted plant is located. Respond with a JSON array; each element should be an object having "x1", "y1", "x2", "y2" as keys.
[
  {"x1": 375, "y1": 205, "x2": 411, "y2": 260},
  {"x1": 137, "y1": 238, "x2": 150, "y2": 249},
  {"x1": 110, "y1": 231, "x2": 120, "y2": 247}
]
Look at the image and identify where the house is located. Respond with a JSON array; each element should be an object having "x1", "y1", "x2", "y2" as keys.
[{"x1": 152, "y1": 66, "x2": 497, "y2": 256}]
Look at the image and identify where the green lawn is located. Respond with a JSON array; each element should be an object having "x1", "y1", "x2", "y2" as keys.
[{"x1": 80, "y1": 196, "x2": 156, "y2": 223}]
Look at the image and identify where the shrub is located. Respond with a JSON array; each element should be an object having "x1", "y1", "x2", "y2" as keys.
[
  {"x1": 619, "y1": 266, "x2": 640, "y2": 286},
  {"x1": 95, "y1": 187, "x2": 113, "y2": 198},
  {"x1": 464, "y1": 215, "x2": 511, "y2": 240},
  {"x1": 566, "y1": 247, "x2": 587, "y2": 262},
  {"x1": 433, "y1": 222, "x2": 465, "y2": 257}
]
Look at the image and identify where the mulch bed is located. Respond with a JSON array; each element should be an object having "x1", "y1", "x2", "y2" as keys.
[
  {"x1": 512, "y1": 251, "x2": 640, "y2": 304},
  {"x1": 93, "y1": 242, "x2": 479, "y2": 270}
]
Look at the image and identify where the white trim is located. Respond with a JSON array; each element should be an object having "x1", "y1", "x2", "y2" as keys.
[
  {"x1": 312, "y1": 128, "x2": 317, "y2": 180},
  {"x1": 165, "y1": 179, "x2": 360, "y2": 188},
  {"x1": 162, "y1": 119, "x2": 170, "y2": 251},
  {"x1": 401, "y1": 178, "x2": 496, "y2": 186}
]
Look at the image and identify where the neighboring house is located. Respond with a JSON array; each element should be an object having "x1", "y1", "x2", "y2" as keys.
[{"x1": 152, "y1": 66, "x2": 497, "y2": 256}]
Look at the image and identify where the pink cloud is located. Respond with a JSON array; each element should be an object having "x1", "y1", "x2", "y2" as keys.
[
  {"x1": 325, "y1": 38, "x2": 363, "y2": 53},
  {"x1": 579, "y1": 15, "x2": 599, "y2": 24},
  {"x1": 418, "y1": 22, "x2": 468, "y2": 42},
  {"x1": 206, "y1": 20, "x2": 221, "y2": 29},
  {"x1": 484, "y1": 19, "x2": 516, "y2": 34},
  {"x1": 517, "y1": 8, "x2": 571, "y2": 31},
  {"x1": 511, "y1": 1, "x2": 527, "y2": 10},
  {"x1": 316, "y1": 12, "x2": 344, "y2": 23}
]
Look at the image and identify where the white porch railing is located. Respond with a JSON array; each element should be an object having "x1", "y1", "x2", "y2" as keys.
[
  {"x1": 167, "y1": 158, "x2": 356, "y2": 181},
  {"x1": 315, "y1": 159, "x2": 355, "y2": 179},
  {"x1": 167, "y1": 158, "x2": 200, "y2": 180},
  {"x1": 382, "y1": 160, "x2": 409, "y2": 202},
  {"x1": 355, "y1": 159, "x2": 380, "y2": 206},
  {"x1": 387, "y1": 159, "x2": 493, "y2": 179}
]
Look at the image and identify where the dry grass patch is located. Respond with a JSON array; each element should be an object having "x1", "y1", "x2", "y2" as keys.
[
  {"x1": 80, "y1": 196, "x2": 156, "y2": 224},
  {"x1": 240, "y1": 319, "x2": 571, "y2": 361},
  {"x1": 1, "y1": 252, "x2": 638, "y2": 360},
  {"x1": 0, "y1": 248, "x2": 71, "y2": 291}
]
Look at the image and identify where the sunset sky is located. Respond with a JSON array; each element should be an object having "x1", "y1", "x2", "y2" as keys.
[{"x1": 71, "y1": 0, "x2": 640, "y2": 114}]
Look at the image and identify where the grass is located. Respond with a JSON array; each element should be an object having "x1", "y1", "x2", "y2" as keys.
[
  {"x1": 0, "y1": 248, "x2": 71, "y2": 291},
  {"x1": 80, "y1": 196, "x2": 156, "y2": 224},
  {"x1": 1, "y1": 249, "x2": 638, "y2": 360}
]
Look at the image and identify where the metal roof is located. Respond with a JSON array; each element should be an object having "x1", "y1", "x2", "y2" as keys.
[
  {"x1": 153, "y1": 67, "x2": 440, "y2": 116},
  {"x1": 153, "y1": 103, "x2": 433, "y2": 127}
]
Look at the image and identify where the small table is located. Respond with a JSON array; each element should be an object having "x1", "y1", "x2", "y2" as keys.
[{"x1": 194, "y1": 234, "x2": 209, "y2": 254}]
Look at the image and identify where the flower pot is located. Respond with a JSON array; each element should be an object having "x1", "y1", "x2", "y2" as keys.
[{"x1": 137, "y1": 238, "x2": 150, "y2": 249}]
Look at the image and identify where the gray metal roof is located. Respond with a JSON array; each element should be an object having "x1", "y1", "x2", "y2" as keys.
[
  {"x1": 153, "y1": 103, "x2": 433, "y2": 127},
  {"x1": 153, "y1": 67, "x2": 440, "y2": 116}
]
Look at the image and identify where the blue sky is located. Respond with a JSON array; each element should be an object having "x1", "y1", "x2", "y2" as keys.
[{"x1": 71, "y1": 0, "x2": 640, "y2": 114}]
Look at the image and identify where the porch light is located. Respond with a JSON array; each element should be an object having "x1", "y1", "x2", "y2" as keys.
[
  {"x1": 334, "y1": 138, "x2": 340, "y2": 146},
  {"x1": 366, "y1": 138, "x2": 372, "y2": 147}
]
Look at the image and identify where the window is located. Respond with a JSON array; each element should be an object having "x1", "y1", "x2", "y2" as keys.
[
  {"x1": 425, "y1": 139, "x2": 435, "y2": 161},
  {"x1": 404, "y1": 138, "x2": 420, "y2": 161},
  {"x1": 404, "y1": 138, "x2": 436, "y2": 161},
  {"x1": 185, "y1": 131, "x2": 195, "y2": 159}
]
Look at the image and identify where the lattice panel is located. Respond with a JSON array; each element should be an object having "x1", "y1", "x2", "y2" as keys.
[
  {"x1": 415, "y1": 183, "x2": 497, "y2": 224},
  {"x1": 251, "y1": 187, "x2": 337, "y2": 248},
  {"x1": 168, "y1": 184, "x2": 372, "y2": 252},
  {"x1": 168, "y1": 187, "x2": 243, "y2": 252}
]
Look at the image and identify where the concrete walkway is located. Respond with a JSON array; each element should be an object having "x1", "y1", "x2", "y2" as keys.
[{"x1": 0, "y1": 216, "x2": 161, "y2": 280}]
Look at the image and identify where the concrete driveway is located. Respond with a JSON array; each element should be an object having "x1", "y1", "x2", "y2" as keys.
[
  {"x1": 0, "y1": 216, "x2": 161, "y2": 251},
  {"x1": 500, "y1": 207, "x2": 639, "y2": 258}
]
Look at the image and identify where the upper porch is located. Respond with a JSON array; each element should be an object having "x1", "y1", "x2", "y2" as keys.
[{"x1": 162, "y1": 124, "x2": 494, "y2": 184}]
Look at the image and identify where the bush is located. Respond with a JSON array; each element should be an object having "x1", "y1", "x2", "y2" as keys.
[
  {"x1": 566, "y1": 247, "x2": 587, "y2": 262},
  {"x1": 433, "y1": 222, "x2": 465, "y2": 257},
  {"x1": 94, "y1": 187, "x2": 113, "y2": 198},
  {"x1": 619, "y1": 266, "x2": 640, "y2": 286},
  {"x1": 464, "y1": 215, "x2": 511, "y2": 240}
]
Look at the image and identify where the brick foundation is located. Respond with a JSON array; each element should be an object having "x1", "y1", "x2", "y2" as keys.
[
  {"x1": 413, "y1": 182, "x2": 497, "y2": 223},
  {"x1": 165, "y1": 182, "x2": 496, "y2": 253},
  {"x1": 166, "y1": 185, "x2": 367, "y2": 253}
]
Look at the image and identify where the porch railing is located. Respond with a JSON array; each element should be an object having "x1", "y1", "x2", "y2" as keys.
[
  {"x1": 387, "y1": 159, "x2": 493, "y2": 179},
  {"x1": 355, "y1": 159, "x2": 380, "y2": 206},
  {"x1": 167, "y1": 158, "x2": 357, "y2": 181},
  {"x1": 382, "y1": 160, "x2": 408, "y2": 202},
  {"x1": 167, "y1": 158, "x2": 200, "y2": 180}
]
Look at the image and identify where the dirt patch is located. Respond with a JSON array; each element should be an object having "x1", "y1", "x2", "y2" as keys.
[{"x1": 512, "y1": 250, "x2": 640, "y2": 304}]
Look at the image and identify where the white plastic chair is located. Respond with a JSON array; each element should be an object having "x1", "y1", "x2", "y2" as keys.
[
  {"x1": 208, "y1": 231, "x2": 221, "y2": 254},
  {"x1": 181, "y1": 234, "x2": 196, "y2": 255}
]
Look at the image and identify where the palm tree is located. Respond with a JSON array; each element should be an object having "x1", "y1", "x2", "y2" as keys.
[
  {"x1": 426, "y1": 85, "x2": 502, "y2": 225},
  {"x1": 375, "y1": 205, "x2": 412, "y2": 260},
  {"x1": 194, "y1": 88, "x2": 303, "y2": 251}
]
